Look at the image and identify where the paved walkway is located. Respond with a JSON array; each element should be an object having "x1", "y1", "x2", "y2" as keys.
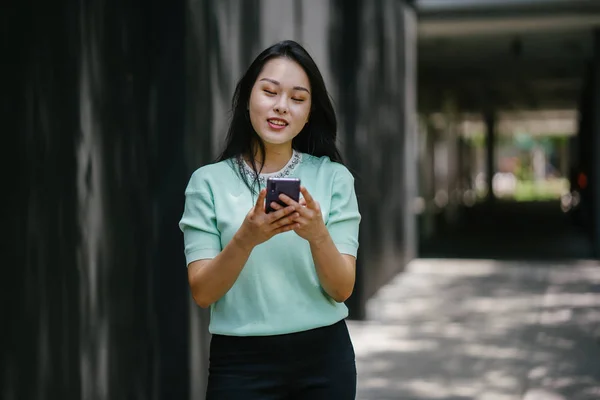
[{"x1": 347, "y1": 259, "x2": 600, "y2": 400}]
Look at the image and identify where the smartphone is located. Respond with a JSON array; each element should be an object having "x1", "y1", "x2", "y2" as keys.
[{"x1": 265, "y1": 177, "x2": 301, "y2": 213}]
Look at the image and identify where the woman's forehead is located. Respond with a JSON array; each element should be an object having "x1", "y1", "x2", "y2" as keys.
[{"x1": 257, "y1": 58, "x2": 310, "y2": 89}]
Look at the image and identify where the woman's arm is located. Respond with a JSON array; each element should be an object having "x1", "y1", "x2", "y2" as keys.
[
  {"x1": 187, "y1": 235, "x2": 253, "y2": 308},
  {"x1": 187, "y1": 189, "x2": 298, "y2": 308},
  {"x1": 309, "y1": 233, "x2": 356, "y2": 302},
  {"x1": 276, "y1": 186, "x2": 358, "y2": 302}
]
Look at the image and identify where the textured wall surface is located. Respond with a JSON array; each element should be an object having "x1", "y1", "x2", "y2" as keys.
[
  {"x1": 590, "y1": 30, "x2": 600, "y2": 257},
  {"x1": 6, "y1": 0, "x2": 416, "y2": 399},
  {"x1": 7, "y1": 0, "x2": 189, "y2": 399}
]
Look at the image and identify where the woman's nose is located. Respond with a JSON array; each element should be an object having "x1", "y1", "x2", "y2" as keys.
[{"x1": 274, "y1": 98, "x2": 288, "y2": 114}]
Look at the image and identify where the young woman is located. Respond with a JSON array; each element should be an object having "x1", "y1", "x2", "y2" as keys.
[{"x1": 179, "y1": 40, "x2": 361, "y2": 399}]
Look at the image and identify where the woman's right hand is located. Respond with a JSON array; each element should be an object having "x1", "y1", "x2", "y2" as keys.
[{"x1": 234, "y1": 188, "x2": 299, "y2": 250}]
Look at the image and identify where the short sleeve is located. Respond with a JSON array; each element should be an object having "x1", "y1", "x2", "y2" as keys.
[
  {"x1": 178, "y1": 184, "x2": 222, "y2": 266},
  {"x1": 326, "y1": 169, "x2": 361, "y2": 257}
]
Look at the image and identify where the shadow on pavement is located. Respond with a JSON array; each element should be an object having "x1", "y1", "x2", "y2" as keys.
[{"x1": 348, "y1": 259, "x2": 600, "y2": 400}]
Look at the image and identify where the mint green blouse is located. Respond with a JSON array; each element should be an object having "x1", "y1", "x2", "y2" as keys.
[{"x1": 179, "y1": 151, "x2": 361, "y2": 336}]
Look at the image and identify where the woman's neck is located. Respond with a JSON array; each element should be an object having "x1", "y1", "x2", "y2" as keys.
[{"x1": 249, "y1": 143, "x2": 293, "y2": 174}]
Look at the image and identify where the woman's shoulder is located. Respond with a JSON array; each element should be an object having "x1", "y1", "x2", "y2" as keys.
[
  {"x1": 300, "y1": 153, "x2": 355, "y2": 180},
  {"x1": 186, "y1": 158, "x2": 238, "y2": 193}
]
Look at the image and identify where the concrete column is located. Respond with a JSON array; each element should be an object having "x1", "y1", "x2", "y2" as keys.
[
  {"x1": 403, "y1": 3, "x2": 419, "y2": 268},
  {"x1": 418, "y1": 115, "x2": 436, "y2": 240},
  {"x1": 442, "y1": 96, "x2": 460, "y2": 225},
  {"x1": 592, "y1": 29, "x2": 600, "y2": 257},
  {"x1": 329, "y1": 0, "x2": 417, "y2": 318},
  {"x1": 484, "y1": 110, "x2": 497, "y2": 202}
]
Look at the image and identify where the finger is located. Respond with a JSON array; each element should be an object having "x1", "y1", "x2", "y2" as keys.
[
  {"x1": 268, "y1": 205, "x2": 296, "y2": 222},
  {"x1": 291, "y1": 202, "x2": 312, "y2": 218},
  {"x1": 299, "y1": 198, "x2": 307, "y2": 207},
  {"x1": 300, "y1": 186, "x2": 316, "y2": 207},
  {"x1": 272, "y1": 213, "x2": 300, "y2": 229},
  {"x1": 255, "y1": 189, "x2": 267, "y2": 212},
  {"x1": 292, "y1": 216, "x2": 309, "y2": 226},
  {"x1": 278, "y1": 193, "x2": 300, "y2": 208},
  {"x1": 270, "y1": 202, "x2": 284, "y2": 211},
  {"x1": 272, "y1": 223, "x2": 296, "y2": 235}
]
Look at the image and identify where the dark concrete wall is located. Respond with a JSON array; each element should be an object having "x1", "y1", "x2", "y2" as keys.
[
  {"x1": 338, "y1": 0, "x2": 418, "y2": 314},
  {"x1": 593, "y1": 30, "x2": 600, "y2": 258},
  {"x1": 6, "y1": 0, "x2": 189, "y2": 399},
  {"x1": 6, "y1": 0, "x2": 416, "y2": 399},
  {"x1": 574, "y1": 29, "x2": 600, "y2": 257}
]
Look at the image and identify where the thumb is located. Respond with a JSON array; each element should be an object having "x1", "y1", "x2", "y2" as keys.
[{"x1": 254, "y1": 188, "x2": 267, "y2": 213}]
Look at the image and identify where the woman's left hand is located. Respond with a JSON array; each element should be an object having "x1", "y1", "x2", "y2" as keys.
[{"x1": 270, "y1": 186, "x2": 329, "y2": 244}]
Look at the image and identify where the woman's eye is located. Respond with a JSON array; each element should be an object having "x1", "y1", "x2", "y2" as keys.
[
  {"x1": 292, "y1": 98, "x2": 305, "y2": 102},
  {"x1": 263, "y1": 89, "x2": 276, "y2": 95}
]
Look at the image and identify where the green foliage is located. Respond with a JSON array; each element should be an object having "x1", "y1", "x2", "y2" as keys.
[{"x1": 512, "y1": 179, "x2": 568, "y2": 202}]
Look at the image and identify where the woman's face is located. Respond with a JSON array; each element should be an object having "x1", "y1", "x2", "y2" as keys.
[{"x1": 248, "y1": 57, "x2": 312, "y2": 148}]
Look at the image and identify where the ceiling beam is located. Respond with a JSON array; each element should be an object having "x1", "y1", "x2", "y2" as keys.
[
  {"x1": 416, "y1": 0, "x2": 600, "y2": 18},
  {"x1": 419, "y1": 14, "x2": 600, "y2": 38}
]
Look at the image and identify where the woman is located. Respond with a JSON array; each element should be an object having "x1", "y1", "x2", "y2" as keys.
[{"x1": 179, "y1": 40, "x2": 361, "y2": 399}]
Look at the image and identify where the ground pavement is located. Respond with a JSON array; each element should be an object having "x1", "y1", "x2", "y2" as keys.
[{"x1": 347, "y1": 258, "x2": 600, "y2": 400}]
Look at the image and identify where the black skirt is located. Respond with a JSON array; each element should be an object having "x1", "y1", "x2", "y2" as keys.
[{"x1": 206, "y1": 318, "x2": 357, "y2": 400}]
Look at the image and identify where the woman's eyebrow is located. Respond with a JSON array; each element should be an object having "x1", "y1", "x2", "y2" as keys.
[{"x1": 259, "y1": 78, "x2": 310, "y2": 94}]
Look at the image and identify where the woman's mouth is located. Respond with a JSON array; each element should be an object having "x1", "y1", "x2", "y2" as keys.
[{"x1": 267, "y1": 118, "x2": 288, "y2": 130}]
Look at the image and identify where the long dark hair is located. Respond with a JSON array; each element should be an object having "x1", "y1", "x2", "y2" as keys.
[{"x1": 216, "y1": 40, "x2": 344, "y2": 195}]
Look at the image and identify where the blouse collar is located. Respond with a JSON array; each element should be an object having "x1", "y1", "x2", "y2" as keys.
[{"x1": 237, "y1": 150, "x2": 302, "y2": 186}]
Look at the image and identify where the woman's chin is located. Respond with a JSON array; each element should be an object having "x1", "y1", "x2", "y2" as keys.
[{"x1": 259, "y1": 133, "x2": 295, "y2": 146}]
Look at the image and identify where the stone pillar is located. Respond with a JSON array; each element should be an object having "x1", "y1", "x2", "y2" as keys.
[
  {"x1": 329, "y1": 0, "x2": 418, "y2": 318},
  {"x1": 402, "y1": 2, "x2": 419, "y2": 270},
  {"x1": 8, "y1": 0, "x2": 190, "y2": 399},
  {"x1": 592, "y1": 29, "x2": 600, "y2": 257},
  {"x1": 484, "y1": 110, "x2": 497, "y2": 202},
  {"x1": 418, "y1": 115, "x2": 437, "y2": 240},
  {"x1": 442, "y1": 96, "x2": 460, "y2": 225}
]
